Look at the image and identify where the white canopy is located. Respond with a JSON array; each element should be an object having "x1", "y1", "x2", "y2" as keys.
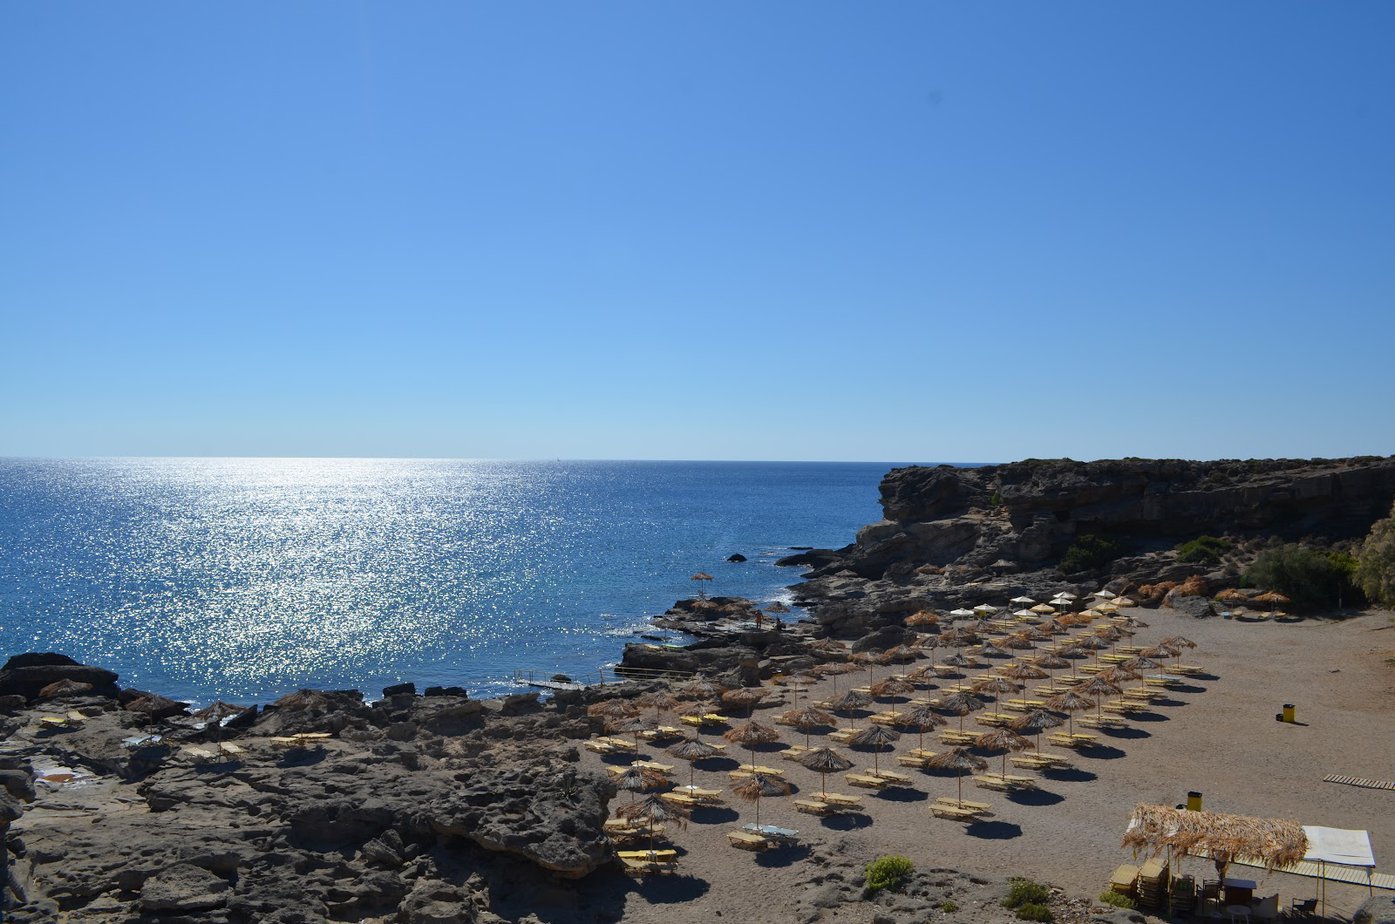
[
  {"x1": 1010, "y1": 596, "x2": 1036, "y2": 604},
  {"x1": 1302, "y1": 826, "x2": 1375, "y2": 868}
]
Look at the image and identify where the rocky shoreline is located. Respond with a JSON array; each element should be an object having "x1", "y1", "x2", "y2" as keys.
[{"x1": 5, "y1": 454, "x2": 1394, "y2": 922}]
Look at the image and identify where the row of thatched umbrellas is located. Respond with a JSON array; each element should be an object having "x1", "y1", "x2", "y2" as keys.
[{"x1": 593, "y1": 601, "x2": 1201, "y2": 847}]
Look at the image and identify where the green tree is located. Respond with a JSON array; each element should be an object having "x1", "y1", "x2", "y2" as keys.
[
  {"x1": 1243, "y1": 544, "x2": 1360, "y2": 611},
  {"x1": 1356, "y1": 503, "x2": 1395, "y2": 607}
]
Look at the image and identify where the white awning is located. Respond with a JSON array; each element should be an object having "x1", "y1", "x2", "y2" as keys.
[{"x1": 1302, "y1": 826, "x2": 1375, "y2": 868}]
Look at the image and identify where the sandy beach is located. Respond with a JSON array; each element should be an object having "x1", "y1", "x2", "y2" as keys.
[{"x1": 577, "y1": 607, "x2": 1395, "y2": 923}]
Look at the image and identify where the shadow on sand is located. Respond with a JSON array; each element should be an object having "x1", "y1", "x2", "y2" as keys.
[
  {"x1": 1103, "y1": 725, "x2": 1151, "y2": 740},
  {"x1": 1077, "y1": 745, "x2": 1126, "y2": 760},
  {"x1": 1008, "y1": 788, "x2": 1065, "y2": 807},
  {"x1": 755, "y1": 844, "x2": 812, "y2": 868},
  {"x1": 821, "y1": 813, "x2": 873, "y2": 831},
  {"x1": 966, "y1": 820, "x2": 1022, "y2": 840},
  {"x1": 1042, "y1": 767, "x2": 1097, "y2": 783}
]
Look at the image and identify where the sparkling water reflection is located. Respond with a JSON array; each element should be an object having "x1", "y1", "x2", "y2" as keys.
[{"x1": 0, "y1": 459, "x2": 886, "y2": 703}]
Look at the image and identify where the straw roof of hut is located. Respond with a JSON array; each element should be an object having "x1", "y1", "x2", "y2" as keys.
[
  {"x1": 870, "y1": 676, "x2": 916, "y2": 698},
  {"x1": 848, "y1": 724, "x2": 901, "y2": 749},
  {"x1": 779, "y1": 705, "x2": 834, "y2": 730},
  {"x1": 827, "y1": 690, "x2": 872, "y2": 712},
  {"x1": 721, "y1": 687, "x2": 767, "y2": 710},
  {"x1": 731, "y1": 772, "x2": 791, "y2": 801},
  {"x1": 798, "y1": 746, "x2": 854, "y2": 775},
  {"x1": 1122, "y1": 803, "x2": 1308, "y2": 871},
  {"x1": 667, "y1": 737, "x2": 722, "y2": 762},
  {"x1": 973, "y1": 728, "x2": 1033, "y2": 754},
  {"x1": 617, "y1": 792, "x2": 689, "y2": 827},
  {"x1": 934, "y1": 691, "x2": 983, "y2": 715},
  {"x1": 926, "y1": 747, "x2": 987, "y2": 773},
  {"x1": 891, "y1": 703, "x2": 946, "y2": 731}
]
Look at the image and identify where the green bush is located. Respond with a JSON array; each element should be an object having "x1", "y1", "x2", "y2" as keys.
[
  {"x1": 1098, "y1": 891, "x2": 1135, "y2": 909},
  {"x1": 1004, "y1": 878, "x2": 1052, "y2": 909},
  {"x1": 1177, "y1": 535, "x2": 1231, "y2": 565},
  {"x1": 1060, "y1": 535, "x2": 1122, "y2": 574},
  {"x1": 1357, "y1": 502, "x2": 1395, "y2": 607},
  {"x1": 865, "y1": 855, "x2": 914, "y2": 893},
  {"x1": 1243, "y1": 543, "x2": 1363, "y2": 611},
  {"x1": 1016, "y1": 903, "x2": 1054, "y2": 922},
  {"x1": 940, "y1": 900, "x2": 960, "y2": 912}
]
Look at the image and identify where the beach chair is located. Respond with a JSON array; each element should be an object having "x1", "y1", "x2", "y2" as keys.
[
  {"x1": 1288, "y1": 899, "x2": 1317, "y2": 920},
  {"x1": 815, "y1": 792, "x2": 863, "y2": 810},
  {"x1": 869, "y1": 769, "x2": 913, "y2": 785},
  {"x1": 619, "y1": 855, "x2": 678, "y2": 876},
  {"x1": 795, "y1": 799, "x2": 834, "y2": 816},
  {"x1": 1109, "y1": 864, "x2": 1140, "y2": 896},
  {"x1": 726, "y1": 830, "x2": 770, "y2": 851},
  {"x1": 845, "y1": 773, "x2": 888, "y2": 790},
  {"x1": 931, "y1": 802, "x2": 981, "y2": 821}
]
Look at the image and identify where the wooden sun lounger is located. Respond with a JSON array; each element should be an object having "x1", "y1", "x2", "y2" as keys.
[
  {"x1": 974, "y1": 772, "x2": 1038, "y2": 791},
  {"x1": 660, "y1": 792, "x2": 702, "y2": 809},
  {"x1": 898, "y1": 753, "x2": 932, "y2": 768},
  {"x1": 781, "y1": 744, "x2": 810, "y2": 761},
  {"x1": 1101, "y1": 701, "x2": 1144, "y2": 715},
  {"x1": 38, "y1": 715, "x2": 76, "y2": 729},
  {"x1": 1047, "y1": 732, "x2": 1098, "y2": 748},
  {"x1": 1011, "y1": 753, "x2": 1070, "y2": 770},
  {"x1": 934, "y1": 796, "x2": 990, "y2": 811},
  {"x1": 620, "y1": 856, "x2": 678, "y2": 876},
  {"x1": 975, "y1": 712, "x2": 1014, "y2": 727},
  {"x1": 869, "y1": 769, "x2": 913, "y2": 784},
  {"x1": 932, "y1": 802, "x2": 983, "y2": 821},
  {"x1": 795, "y1": 799, "x2": 835, "y2": 816},
  {"x1": 182, "y1": 746, "x2": 218, "y2": 762},
  {"x1": 680, "y1": 713, "x2": 725, "y2": 727},
  {"x1": 815, "y1": 792, "x2": 863, "y2": 809},
  {"x1": 217, "y1": 742, "x2": 246, "y2": 756},
  {"x1": 728, "y1": 765, "x2": 783, "y2": 780},
  {"x1": 617, "y1": 849, "x2": 677, "y2": 862},
  {"x1": 940, "y1": 730, "x2": 976, "y2": 746},
  {"x1": 828, "y1": 728, "x2": 858, "y2": 744},
  {"x1": 870, "y1": 711, "x2": 907, "y2": 726},
  {"x1": 1163, "y1": 664, "x2": 1204, "y2": 676},
  {"x1": 726, "y1": 830, "x2": 770, "y2": 851},
  {"x1": 845, "y1": 773, "x2": 888, "y2": 790},
  {"x1": 584, "y1": 740, "x2": 620, "y2": 754},
  {"x1": 1078, "y1": 715, "x2": 1125, "y2": 729}
]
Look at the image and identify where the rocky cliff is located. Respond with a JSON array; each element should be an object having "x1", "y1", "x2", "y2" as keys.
[{"x1": 781, "y1": 456, "x2": 1395, "y2": 635}]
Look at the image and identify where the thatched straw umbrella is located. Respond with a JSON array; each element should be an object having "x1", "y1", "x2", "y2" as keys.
[
  {"x1": 1030, "y1": 603, "x2": 1057, "y2": 616},
  {"x1": 976, "y1": 640, "x2": 1010, "y2": 660},
  {"x1": 827, "y1": 689, "x2": 872, "y2": 729},
  {"x1": 1215, "y1": 589, "x2": 1249, "y2": 605},
  {"x1": 731, "y1": 772, "x2": 791, "y2": 831},
  {"x1": 1002, "y1": 633, "x2": 1036, "y2": 652},
  {"x1": 878, "y1": 644, "x2": 920, "y2": 665},
  {"x1": 798, "y1": 747, "x2": 853, "y2": 798},
  {"x1": 588, "y1": 698, "x2": 639, "y2": 722},
  {"x1": 610, "y1": 716, "x2": 657, "y2": 753},
  {"x1": 974, "y1": 676, "x2": 1022, "y2": 712},
  {"x1": 1160, "y1": 635, "x2": 1199, "y2": 669},
  {"x1": 1010, "y1": 708, "x2": 1064, "y2": 753},
  {"x1": 679, "y1": 677, "x2": 729, "y2": 700},
  {"x1": 938, "y1": 652, "x2": 975, "y2": 676},
  {"x1": 617, "y1": 792, "x2": 688, "y2": 854},
  {"x1": 928, "y1": 747, "x2": 988, "y2": 806},
  {"x1": 1044, "y1": 689, "x2": 1094, "y2": 737},
  {"x1": 905, "y1": 664, "x2": 940, "y2": 687},
  {"x1": 870, "y1": 676, "x2": 916, "y2": 701},
  {"x1": 816, "y1": 660, "x2": 861, "y2": 694},
  {"x1": 906, "y1": 609, "x2": 940, "y2": 630},
  {"x1": 1073, "y1": 675, "x2": 1122, "y2": 721},
  {"x1": 1119, "y1": 656, "x2": 1161, "y2": 692},
  {"x1": 637, "y1": 691, "x2": 679, "y2": 724},
  {"x1": 780, "y1": 705, "x2": 835, "y2": 748},
  {"x1": 721, "y1": 687, "x2": 766, "y2": 719},
  {"x1": 1252, "y1": 591, "x2": 1291, "y2": 608},
  {"x1": 1001, "y1": 663, "x2": 1050, "y2": 684},
  {"x1": 892, "y1": 702, "x2": 945, "y2": 752},
  {"x1": 1056, "y1": 645, "x2": 1087, "y2": 679},
  {"x1": 912, "y1": 636, "x2": 940, "y2": 672},
  {"x1": 614, "y1": 764, "x2": 669, "y2": 803},
  {"x1": 677, "y1": 700, "x2": 721, "y2": 737},
  {"x1": 1122, "y1": 803, "x2": 1308, "y2": 882},
  {"x1": 807, "y1": 638, "x2": 848, "y2": 660},
  {"x1": 1033, "y1": 653, "x2": 1070, "y2": 676},
  {"x1": 667, "y1": 736, "x2": 722, "y2": 788},
  {"x1": 935, "y1": 690, "x2": 983, "y2": 733},
  {"x1": 1074, "y1": 634, "x2": 1110, "y2": 663},
  {"x1": 690, "y1": 572, "x2": 714, "y2": 598},
  {"x1": 939, "y1": 627, "x2": 977, "y2": 651},
  {"x1": 723, "y1": 720, "x2": 781, "y2": 774},
  {"x1": 848, "y1": 724, "x2": 900, "y2": 775},
  {"x1": 974, "y1": 728, "x2": 1033, "y2": 777},
  {"x1": 192, "y1": 701, "x2": 247, "y2": 724}
]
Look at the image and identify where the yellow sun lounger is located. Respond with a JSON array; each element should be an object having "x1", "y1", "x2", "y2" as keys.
[{"x1": 726, "y1": 830, "x2": 770, "y2": 851}]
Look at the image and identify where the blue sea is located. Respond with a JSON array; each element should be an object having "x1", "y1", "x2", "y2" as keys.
[{"x1": 0, "y1": 459, "x2": 893, "y2": 704}]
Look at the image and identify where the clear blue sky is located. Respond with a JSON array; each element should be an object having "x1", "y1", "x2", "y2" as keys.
[{"x1": 4, "y1": 3, "x2": 1393, "y2": 462}]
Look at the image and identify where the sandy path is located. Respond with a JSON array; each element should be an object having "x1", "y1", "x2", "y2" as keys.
[{"x1": 577, "y1": 607, "x2": 1395, "y2": 923}]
